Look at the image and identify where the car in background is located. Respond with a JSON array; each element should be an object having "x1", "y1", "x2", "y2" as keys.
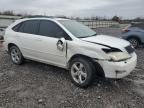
[{"x1": 121, "y1": 22, "x2": 144, "y2": 48}]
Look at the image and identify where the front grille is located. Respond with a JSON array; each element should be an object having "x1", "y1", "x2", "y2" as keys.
[{"x1": 125, "y1": 45, "x2": 135, "y2": 54}]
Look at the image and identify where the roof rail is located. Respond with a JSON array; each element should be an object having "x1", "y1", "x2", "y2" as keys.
[
  {"x1": 20, "y1": 15, "x2": 54, "y2": 19},
  {"x1": 21, "y1": 15, "x2": 70, "y2": 19}
]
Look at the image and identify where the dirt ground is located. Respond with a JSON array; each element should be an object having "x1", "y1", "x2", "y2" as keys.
[{"x1": 0, "y1": 30, "x2": 144, "y2": 108}]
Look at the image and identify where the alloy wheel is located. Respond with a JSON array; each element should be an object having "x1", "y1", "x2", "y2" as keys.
[
  {"x1": 71, "y1": 62, "x2": 87, "y2": 84},
  {"x1": 11, "y1": 48, "x2": 21, "y2": 64},
  {"x1": 129, "y1": 38, "x2": 139, "y2": 48}
]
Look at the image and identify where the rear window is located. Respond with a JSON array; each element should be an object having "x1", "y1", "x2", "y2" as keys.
[
  {"x1": 131, "y1": 23, "x2": 144, "y2": 29},
  {"x1": 137, "y1": 24, "x2": 144, "y2": 30}
]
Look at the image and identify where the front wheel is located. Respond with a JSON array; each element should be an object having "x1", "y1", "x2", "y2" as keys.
[
  {"x1": 10, "y1": 46, "x2": 24, "y2": 65},
  {"x1": 69, "y1": 58, "x2": 95, "y2": 88}
]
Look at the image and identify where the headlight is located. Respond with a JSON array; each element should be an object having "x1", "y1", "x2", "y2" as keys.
[
  {"x1": 102, "y1": 48, "x2": 131, "y2": 61},
  {"x1": 108, "y1": 52, "x2": 131, "y2": 61}
]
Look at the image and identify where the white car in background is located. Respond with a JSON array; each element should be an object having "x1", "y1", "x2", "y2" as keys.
[{"x1": 4, "y1": 18, "x2": 137, "y2": 88}]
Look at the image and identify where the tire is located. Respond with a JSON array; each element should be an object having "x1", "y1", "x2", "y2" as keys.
[
  {"x1": 128, "y1": 38, "x2": 139, "y2": 48},
  {"x1": 10, "y1": 46, "x2": 24, "y2": 65},
  {"x1": 69, "y1": 57, "x2": 95, "y2": 88}
]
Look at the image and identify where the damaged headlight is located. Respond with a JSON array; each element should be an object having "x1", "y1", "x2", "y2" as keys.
[
  {"x1": 107, "y1": 52, "x2": 131, "y2": 61},
  {"x1": 102, "y1": 48, "x2": 131, "y2": 61}
]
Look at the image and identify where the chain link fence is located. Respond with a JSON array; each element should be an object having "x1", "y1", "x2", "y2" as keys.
[{"x1": 77, "y1": 20, "x2": 120, "y2": 29}]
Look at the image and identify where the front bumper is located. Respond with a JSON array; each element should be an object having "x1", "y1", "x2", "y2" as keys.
[{"x1": 97, "y1": 52, "x2": 137, "y2": 78}]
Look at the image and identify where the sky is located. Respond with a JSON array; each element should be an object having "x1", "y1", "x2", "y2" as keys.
[{"x1": 0, "y1": 0, "x2": 144, "y2": 19}]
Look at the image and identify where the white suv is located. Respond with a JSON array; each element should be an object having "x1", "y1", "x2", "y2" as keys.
[{"x1": 4, "y1": 18, "x2": 137, "y2": 88}]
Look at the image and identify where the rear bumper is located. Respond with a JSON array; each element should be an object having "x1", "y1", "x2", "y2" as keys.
[{"x1": 97, "y1": 53, "x2": 137, "y2": 78}]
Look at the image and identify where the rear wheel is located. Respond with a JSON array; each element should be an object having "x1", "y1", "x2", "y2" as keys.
[
  {"x1": 69, "y1": 57, "x2": 95, "y2": 88},
  {"x1": 128, "y1": 38, "x2": 139, "y2": 48},
  {"x1": 10, "y1": 46, "x2": 24, "y2": 65}
]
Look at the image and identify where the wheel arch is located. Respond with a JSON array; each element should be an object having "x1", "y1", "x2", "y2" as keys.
[
  {"x1": 68, "y1": 54, "x2": 105, "y2": 78},
  {"x1": 8, "y1": 43, "x2": 19, "y2": 53}
]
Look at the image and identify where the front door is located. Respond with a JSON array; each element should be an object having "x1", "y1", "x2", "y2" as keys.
[{"x1": 35, "y1": 20, "x2": 68, "y2": 67}]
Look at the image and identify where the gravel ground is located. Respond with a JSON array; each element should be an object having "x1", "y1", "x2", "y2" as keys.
[{"x1": 0, "y1": 28, "x2": 144, "y2": 108}]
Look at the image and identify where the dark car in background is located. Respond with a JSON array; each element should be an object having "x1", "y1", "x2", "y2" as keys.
[{"x1": 122, "y1": 22, "x2": 144, "y2": 48}]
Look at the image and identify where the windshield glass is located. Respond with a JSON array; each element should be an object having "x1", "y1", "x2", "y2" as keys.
[{"x1": 59, "y1": 20, "x2": 97, "y2": 38}]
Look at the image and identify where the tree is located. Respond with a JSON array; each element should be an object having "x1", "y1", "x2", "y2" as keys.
[
  {"x1": 3, "y1": 11, "x2": 14, "y2": 15},
  {"x1": 112, "y1": 16, "x2": 120, "y2": 22}
]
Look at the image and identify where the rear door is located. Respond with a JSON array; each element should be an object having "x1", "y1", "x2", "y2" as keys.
[{"x1": 15, "y1": 20, "x2": 40, "y2": 58}]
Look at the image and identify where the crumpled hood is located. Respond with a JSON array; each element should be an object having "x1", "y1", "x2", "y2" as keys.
[{"x1": 81, "y1": 35, "x2": 130, "y2": 48}]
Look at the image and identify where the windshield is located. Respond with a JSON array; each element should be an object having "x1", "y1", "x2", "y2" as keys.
[{"x1": 59, "y1": 20, "x2": 97, "y2": 38}]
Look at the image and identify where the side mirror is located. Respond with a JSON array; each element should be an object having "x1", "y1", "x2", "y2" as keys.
[{"x1": 56, "y1": 37, "x2": 66, "y2": 51}]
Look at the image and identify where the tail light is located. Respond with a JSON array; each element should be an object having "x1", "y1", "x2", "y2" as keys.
[
  {"x1": 122, "y1": 25, "x2": 131, "y2": 33},
  {"x1": 122, "y1": 28, "x2": 130, "y2": 33}
]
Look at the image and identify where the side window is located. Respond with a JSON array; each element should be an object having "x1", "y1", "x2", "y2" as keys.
[
  {"x1": 18, "y1": 22, "x2": 25, "y2": 32},
  {"x1": 18, "y1": 20, "x2": 39, "y2": 34},
  {"x1": 12, "y1": 23, "x2": 22, "y2": 32},
  {"x1": 38, "y1": 20, "x2": 71, "y2": 40}
]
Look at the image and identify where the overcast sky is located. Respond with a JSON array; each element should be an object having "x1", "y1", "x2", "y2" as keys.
[{"x1": 0, "y1": 0, "x2": 144, "y2": 19}]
